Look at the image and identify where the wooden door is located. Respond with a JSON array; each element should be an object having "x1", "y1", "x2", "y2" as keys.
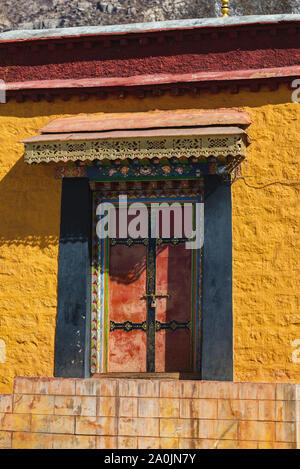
[
  {"x1": 108, "y1": 238, "x2": 192, "y2": 373},
  {"x1": 108, "y1": 243, "x2": 147, "y2": 372},
  {"x1": 155, "y1": 243, "x2": 192, "y2": 372}
]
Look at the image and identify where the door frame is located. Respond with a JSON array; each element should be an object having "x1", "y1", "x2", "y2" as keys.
[{"x1": 54, "y1": 175, "x2": 233, "y2": 381}]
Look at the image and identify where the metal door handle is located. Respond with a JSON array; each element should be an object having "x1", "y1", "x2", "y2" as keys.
[{"x1": 141, "y1": 294, "x2": 156, "y2": 300}]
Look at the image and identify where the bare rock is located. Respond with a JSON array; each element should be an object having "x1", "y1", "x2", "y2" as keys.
[{"x1": 1, "y1": 0, "x2": 300, "y2": 33}]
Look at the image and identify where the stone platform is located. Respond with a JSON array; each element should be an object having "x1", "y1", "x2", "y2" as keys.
[{"x1": 0, "y1": 377, "x2": 299, "y2": 449}]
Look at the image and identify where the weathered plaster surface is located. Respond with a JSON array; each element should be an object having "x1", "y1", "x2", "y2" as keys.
[{"x1": 0, "y1": 86, "x2": 299, "y2": 392}]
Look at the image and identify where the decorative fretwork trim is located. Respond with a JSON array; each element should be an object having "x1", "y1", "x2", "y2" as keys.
[{"x1": 24, "y1": 134, "x2": 246, "y2": 164}]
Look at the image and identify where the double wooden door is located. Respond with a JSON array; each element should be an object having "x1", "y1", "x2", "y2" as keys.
[{"x1": 108, "y1": 235, "x2": 193, "y2": 373}]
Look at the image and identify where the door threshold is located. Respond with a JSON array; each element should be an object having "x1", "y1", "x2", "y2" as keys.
[{"x1": 92, "y1": 372, "x2": 202, "y2": 380}]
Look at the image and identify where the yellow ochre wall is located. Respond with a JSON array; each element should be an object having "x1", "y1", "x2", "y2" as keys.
[{"x1": 0, "y1": 86, "x2": 299, "y2": 392}]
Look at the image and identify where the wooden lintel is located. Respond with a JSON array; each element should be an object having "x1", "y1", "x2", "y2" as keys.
[{"x1": 92, "y1": 372, "x2": 203, "y2": 380}]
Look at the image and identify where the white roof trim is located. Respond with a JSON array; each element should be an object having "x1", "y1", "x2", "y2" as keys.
[{"x1": 1, "y1": 14, "x2": 300, "y2": 42}]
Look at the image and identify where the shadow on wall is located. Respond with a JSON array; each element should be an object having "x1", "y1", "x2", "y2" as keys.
[
  {"x1": 0, "y1": 156, "x2": 61, "y2": 248},
  {"x1": 0, "y1": 86, "x2": 293, "y2": 125}
]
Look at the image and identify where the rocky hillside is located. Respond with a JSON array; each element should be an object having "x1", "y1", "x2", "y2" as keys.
[{"x1": 0, "y1": 0, "x2": 300, "y2": 33}]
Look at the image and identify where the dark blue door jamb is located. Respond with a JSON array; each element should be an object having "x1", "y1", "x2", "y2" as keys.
[
  {"x1": 202, "y1": 175, "x2": 233, "y2": 381},
  {"x1": 54, "y1": 178, "x2": 92, "y2": 378}
]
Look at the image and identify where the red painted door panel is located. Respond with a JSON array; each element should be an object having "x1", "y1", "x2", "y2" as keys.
[
  {"x1": 108, "y1": 244, "x2": 147, "y2": 372},
  {"x1": 155, "y1": 244, "x2": 192, "y2": 372}
]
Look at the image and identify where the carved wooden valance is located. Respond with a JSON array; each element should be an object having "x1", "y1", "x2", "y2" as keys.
[{"x1": 22, "y1": 110, "x2": 250, "y2": 166}]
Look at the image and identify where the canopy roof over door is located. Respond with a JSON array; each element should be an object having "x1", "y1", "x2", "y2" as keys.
[{"x1": 22, "y1": 109, "x2": 250, "y2": 165}]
